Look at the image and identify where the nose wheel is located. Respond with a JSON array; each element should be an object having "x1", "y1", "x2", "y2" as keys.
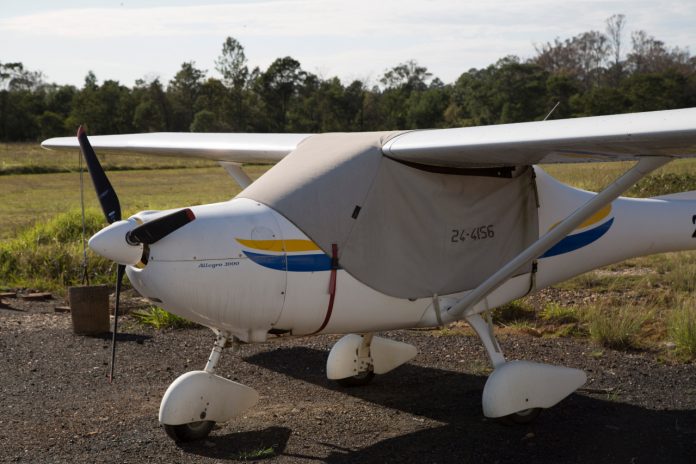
[{"x1": 159, "y1": 331, "x2": 259, "y2": 442}]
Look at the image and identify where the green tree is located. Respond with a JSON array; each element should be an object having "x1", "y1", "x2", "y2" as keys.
[
  {"x1": 378, "y1": 60, "x2": 435, "y2": 129},
  {"x1": 215, "y1": 36, "x2": 248, "y2": 90},
  {"x1": 168, "y1": 62, "x2": 206, "y2": 131},
  {"x1": 0, "y1": 62, "x2": 45, "y2": 140},
  {"x1": 570, "y1": 85, "x2": 629, "y2": 116},
  {"x1": 545, "y1": 73, "x2": 582, "y2": 119},
  {"x1": 133, "y1": 100, "x2": 166, "y2": 132},
  {"x1": 43, "y1": 84, "x2": 77, "y2": 119},
  {"x1": 255, "y1": 57, "x2": 309, "y2": 131},
  {"x1": 68, "y1": 75, "x2": 135, "y2": 134},
  {"x1": 310, "y1": 77, "x2": 366, "y2": 132},
  {"x1": 190, "y1": 109, "x2": 223, "y2": 132},
  {"x1": 38, "y1": 111, "x2": 66, "y2": 139},
  {"x1": 132, "y1": 78, "x2": 168, "y2": 132},
  {"x1": 380, "y1": 60, "x2": 432, "y2": 91},
  {"x1": 627, "y1": 31, "x2": 695, "y2": 74},
  {"x1": 194, "y1": 78, "x2": 233, "y2": 131},
  {"x1": 213, "y1": 37, "x2": 251, "y2": 130},
  {"x1": 453, "y1": 57, "x2": 549, "y2": 126},
  {"x1": 534, "y1": 31, "x2": 611, "y2": 90},
  {"x1": 623, "y1": 70, "x2": 696, "y2": 111},
  {"x1": 405, "y1": 83, "x2": 450, "y2": 129}
]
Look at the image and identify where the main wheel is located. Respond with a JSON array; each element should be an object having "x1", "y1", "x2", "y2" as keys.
[
  {"x1": 163, "y1": 420, "x2": 215, "y2": 442},
  {"x1": 335, "y1": 370, "x2": 375, "y2": 387},
  {"x1": 502, "y1": 408, "x2": 542, "y2": 425}
]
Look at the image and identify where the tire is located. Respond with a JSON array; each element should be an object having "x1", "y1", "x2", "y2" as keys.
[
  {"x1": 335, "y1": 370, "x2": 375, "y2": 387},
  {"x1": 163, "y1": 421, "x2": 215, "y2": 442},
  {"x1": 500, "y1": 408, "x2": 542, "y2": 425}
]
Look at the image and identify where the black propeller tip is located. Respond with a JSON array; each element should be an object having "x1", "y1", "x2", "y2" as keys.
[
  {"x1": 77, "y1": 126, "x2": 122, "y2": 224},
  {"x1": 126, "y1": 208, "x2": 196, "y2": 245}
]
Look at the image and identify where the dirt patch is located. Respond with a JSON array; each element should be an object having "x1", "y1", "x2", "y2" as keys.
[{"x1": 1, "y1": 299, "x2": 695, "y2": 463}]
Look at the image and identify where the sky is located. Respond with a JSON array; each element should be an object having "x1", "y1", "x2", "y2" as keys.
[{"x1": 0, "y1": 0, "x2": 695, "y2": 88}]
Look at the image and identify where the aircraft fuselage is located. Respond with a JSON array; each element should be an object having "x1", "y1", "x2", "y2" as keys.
[{"x1": 124, "y1": 167, "x2": 696, "y2": 342}]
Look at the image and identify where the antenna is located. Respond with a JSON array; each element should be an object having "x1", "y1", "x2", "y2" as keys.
[{"x1": 543, "y1": 101, "x2": 561, "y2": 121}]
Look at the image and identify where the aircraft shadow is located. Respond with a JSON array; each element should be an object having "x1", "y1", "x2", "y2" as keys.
[
  {"x1": 91, "y1": 332, "x2": 152, "y2": 343},
  {"x1": 178, "y1": 426, "x2": 292, "y2": 460},
  {"x1": 246, "y1": 347, "x2": 696, "y2": 464}
]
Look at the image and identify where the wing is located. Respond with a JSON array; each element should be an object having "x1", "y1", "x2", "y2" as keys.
[
  {"x1": 383, "y1": 107, "x2": 696, "y2": 167},
  {"x1": 42, "y1": 132, "x2": 313, "y2": 164},
  {"x1": 42, "y1": 108, "x2": 696, "y2": 167}
]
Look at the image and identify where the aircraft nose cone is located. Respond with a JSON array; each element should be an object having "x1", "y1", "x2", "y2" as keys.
[{"x1": 88, "y1": 219, "x2": 143, "y2": 266}]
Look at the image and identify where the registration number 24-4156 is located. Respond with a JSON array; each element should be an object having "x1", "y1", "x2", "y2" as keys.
[{"x1": 451, "y1": 225, "x2": 495, "y2": 243}]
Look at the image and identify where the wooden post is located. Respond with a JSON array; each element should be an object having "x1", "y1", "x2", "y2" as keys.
[{"x1": 68, "y1": 285, "x2": 110, "y2": 335}]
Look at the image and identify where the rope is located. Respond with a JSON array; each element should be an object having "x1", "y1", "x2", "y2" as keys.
[
  {"x1": 78, "y1": 150, "x2": 90, "y2": 286},
  {"x1": 310, "y1": 243, "x2": 338, "y2": 335}
]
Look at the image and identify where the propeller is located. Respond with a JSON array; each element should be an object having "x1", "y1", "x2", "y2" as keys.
[
  {"x1": 77, "y1": 126, "x2": 120, "y2": 224},
  {"x1": 76, "y1": 126, "x2": 194, "y2": 382},
  {"x1": 127, "y1": 208, "x2": 196, "y2": 246},
  {"x1": 77, "y1": 126, "x2": 124, "y2": 383}
]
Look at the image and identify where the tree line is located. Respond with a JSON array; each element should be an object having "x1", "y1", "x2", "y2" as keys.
[{"x1": 1, "y1": 15, "x2": 695, "y2": 142}]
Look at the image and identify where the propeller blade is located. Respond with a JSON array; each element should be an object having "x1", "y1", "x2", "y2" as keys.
[
  {"x1": 108, "y1": 264, "x2": 125, "y2": 383},
  {"x1": 126, "y1": 208, "x2": 196, "y2": 245},
  {"x1": 77, "y1": 126, "x2": 121, "y2": 224}
]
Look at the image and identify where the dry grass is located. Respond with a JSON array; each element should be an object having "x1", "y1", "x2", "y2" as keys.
[
  {"x1": 582, "y1": 305, "x2": 652, "y2": 350},
  {"x1": 668, "y1": 298, "x2": 696, "y2": 359},
  {"x1": 541, "y1": 158, "x2": 696, "y2": 196},
  {"x1": 492, "y1": 300, "x2": 536, "y2": 325},
  {"x1": 540, "y1": 303, "x2": 578, "y2": 324},
  {"x1": 131, "y1": 306, "x2": 198, "y2": 330}
]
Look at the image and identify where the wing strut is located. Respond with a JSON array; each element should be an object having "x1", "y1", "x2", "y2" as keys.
[
  {"x1": 444, "y1": 156, "x2": 671, "y2": 322},
  {"x1": 219, "y1": 162, "x2": 253, "y2": 189}
]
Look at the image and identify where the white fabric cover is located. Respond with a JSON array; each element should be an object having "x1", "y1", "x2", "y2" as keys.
[{"x1": 240, "y1": 133, "x2": 538, "y2": 298}]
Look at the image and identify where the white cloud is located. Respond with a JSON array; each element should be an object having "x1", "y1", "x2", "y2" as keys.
[{"x1": 1, "y1": 0, "x2": 694, "y2": 86}]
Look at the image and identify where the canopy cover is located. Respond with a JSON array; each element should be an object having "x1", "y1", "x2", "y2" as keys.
[{"x1": 239, "y1": 132, "x2": 539, "y2": 298}]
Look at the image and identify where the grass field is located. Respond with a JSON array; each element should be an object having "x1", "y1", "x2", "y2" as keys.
[
  {"x1": 542, "y1": 158, "x2": 696, "y2": 195},
  {"x1": 0, "y1": 142, "x2": 217, "y2": 174},
  {"x1": 4, "y1": 143, "x2": 696, "y2": 240},
  {"x1": 0, "y1": 143, "x2": 270, "y2": 239},
  {"x1": 2, "y1": 142, "x2": 696, "y2": 359}
]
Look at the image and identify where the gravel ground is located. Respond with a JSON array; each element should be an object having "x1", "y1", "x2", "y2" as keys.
[{"x1": 1, "y1": 295, "x2": 696, "y2": 463}]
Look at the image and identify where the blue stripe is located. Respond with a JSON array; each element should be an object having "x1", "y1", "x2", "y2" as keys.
[
  {"x1": 243, "y1": 251, "x2": 333, "y2": 272},
  {"x1": 540, "y1": 218, "x2": 614, "y2": 258},
  {"x1": 243, "y1": 251, "x2": 286, "y2": 270},
  {"x1": 287, "y1": 253, "x2": 332, "y2": 272}
]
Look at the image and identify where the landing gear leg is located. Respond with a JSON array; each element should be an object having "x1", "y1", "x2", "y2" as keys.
[
  {"x1": 335, "y1": 333, "x2": 375, "y2": 387},
  {"x1": 327, "y1": 333, "x2": 418, "y2": 386},
  {"x1": 466, "y1": 313, "x2": 540, "y2": 423},
  {"x1": 465, "y1": 313, "x2": 585, "y2": 423},
  {"x1": 160, "y1": 331, "x2": 258, "y2": 442}
]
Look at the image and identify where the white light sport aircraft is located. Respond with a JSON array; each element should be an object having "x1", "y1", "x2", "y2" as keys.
[{"x1": 43, "y1": 107, "x2": 696, "y2": 442}]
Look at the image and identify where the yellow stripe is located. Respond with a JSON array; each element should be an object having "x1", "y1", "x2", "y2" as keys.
[
  {"x1": 549, "y1": 204, "x2": 612, "y2": 232},
  {"x1": 236, "y1": 238, "x2": 321, "y2": 252}
]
